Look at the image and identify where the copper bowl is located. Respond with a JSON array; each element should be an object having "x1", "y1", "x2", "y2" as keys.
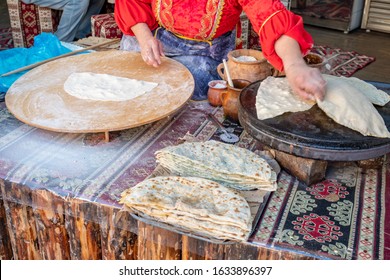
[
  {"x1": 207, "y1": 80, "x2": 227, "y2": 106},
  {"x1": 304, "y1": 53, "x2": 327, "y2": 69},
  {"x1": 221, "y1": 79, "x2": 251, "y2": 122}
]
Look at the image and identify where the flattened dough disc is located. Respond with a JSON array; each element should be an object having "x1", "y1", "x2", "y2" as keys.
[{"x1": 5, "y1": 50, "x2": 194, "y2": 133}]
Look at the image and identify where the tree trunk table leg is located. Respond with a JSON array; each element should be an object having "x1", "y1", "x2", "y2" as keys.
[
  {"x1": 137, "y1": 222, "x2": 181, "y2": 260},
  {"x1": 223, "y1": 243, "x2": 260, "y2": 260},
  {"x1": 32, "y1": 189, "x2": 70, "y2": 259},
  {"x1": 0, "y1": 180, "x2": 41, "y2": 260},
  {"x1": 204, "y1": 243, "x2": 225, "y2": 260},
  {"x1": 98, "y1": 206, "x2": 138, "y2": 260},
  {"x1": 0, "y1": 188, "x2": 13, "y2": 260},
  {"x1": 181, "y1": 236, "x2": 207, "y2": 260},
  {"x1": 65, "y1": 198, "x2": 102, "y2": 260}
]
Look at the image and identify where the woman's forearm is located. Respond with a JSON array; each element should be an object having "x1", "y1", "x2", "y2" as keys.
[
  {"x1": 130, "y1": 23, "x2": 164, "y2": 67},
  {"x1": 274, "y1": 35, "x2": 306, "y2": 71},
  {"x1": 274, "y1": 35, "x2": 326, "y2": 101}
]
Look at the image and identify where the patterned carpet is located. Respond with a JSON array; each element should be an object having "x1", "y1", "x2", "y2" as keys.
[
  {"x1": 310, "y1": 45, "x2": 375, "y2": 77},
  {"x1": 251, "y1": 163, "x2": 388, "y2": 260},
  {"x1": 0, "y1": 28, "x2": 13, "y2": 50}
]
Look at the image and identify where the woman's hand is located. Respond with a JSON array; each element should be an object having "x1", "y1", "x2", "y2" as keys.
[
  {"x1": 131, "y1": 23, "x2": 164, "y2": 67},
  {"x1": 275, "y1": 35, "x2": 326, "y2": 101},
  {"x1": 284, "y1": 61, "x2": 326, "y2": 101}
]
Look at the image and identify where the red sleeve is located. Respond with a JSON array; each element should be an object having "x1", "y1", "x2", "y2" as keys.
[
  {"x1": 239, "y1": 0, "x2": 313, "y2": 71},
  {"x1": 114, "y1": 0, "x2": 158, "y2": 36},
  {"x1": 259, "y1": 10, "x2": 314, "y2": 71}
]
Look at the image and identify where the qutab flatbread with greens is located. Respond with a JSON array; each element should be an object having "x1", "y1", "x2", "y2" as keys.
[
  {"x1": 155, "y1": 140, "x2": 277, "y2": 191},
  {"x1": 120, "y1": 176, "x2": 252, "y2": 242}
]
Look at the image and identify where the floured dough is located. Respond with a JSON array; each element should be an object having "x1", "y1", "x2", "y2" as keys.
[
  {"x1": 255, "y1": 76, "x2": 314, "y2": 120},
  {"x1": 64, "y1": 72, "x2": 158, "y2": 101},
  {"x1": 317, "y1": 77, "x2": 390, "y2": 138},
  {"x1": 323, "y1": 74, "x2": 390, "y2": 106}
]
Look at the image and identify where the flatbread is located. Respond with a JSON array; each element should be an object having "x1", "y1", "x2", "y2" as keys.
[
  {"x1": 317, "y1": 76, "x2": 390, "y2": 138},
  {"x1": 323, "y1": 74, "x2": 390, "y2": 106},
  {"x1": 120, "y1": 176, "x2": 252, "y2": 241},
  {"x1": 64, "y1": 72, "x2": 158, "y2": 101},
  {"x1": 155, "y1": 140, "x2": 277, "y2": 191},
  {"x1": 255, "y1": 76, "x2": 314, "y2": 120},
  {"x1": 255, "y1": 75, "x2": 390, "y2": 138}
]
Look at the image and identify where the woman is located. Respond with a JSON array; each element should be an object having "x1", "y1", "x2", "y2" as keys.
[{"x1": 115, "y1": 0, "x2": 326, "y2": 101}]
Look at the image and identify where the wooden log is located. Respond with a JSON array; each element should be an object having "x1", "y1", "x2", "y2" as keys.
[
  {"x1": 65, "y1": 198, "x2": 102, "y2": 259},
  {"x1": 0, "y1": 180, "x2": 41, "y2": 260},
  {"x1": 223, "y1": 242, "x2": 260, "y2": 260},
  {"x1": 181, "y1": 236, "x2": 207, "y2": 260},
  {"x1": 32, "y1": 189, "x2": 70, "y2": 260},
  {"x1": 0, "y1": 189, "x2": 13, "y2": 260},
  {"x1": 204, "y1": 243, "x2": 225, "y2": 260},
  {"x1": 98, "y1": 206, "x2": 138, "y2": 260},
  {"x1": 269, "y1": 148, "x2": 328, "y2": 185},
  {"x1": 137, "y1": 222, "x2": 181, "y2": 260}
]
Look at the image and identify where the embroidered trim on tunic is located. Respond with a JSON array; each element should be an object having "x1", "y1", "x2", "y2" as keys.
[
  {"x1": 196, "y1": 0, "x2": 225, "y2": 41},
  {"x1": 154, "y1": 0, "x2": 225, "y2": 41},
  {"x1": 155, "y1": 0, "x2": 176, "y2": 33}
]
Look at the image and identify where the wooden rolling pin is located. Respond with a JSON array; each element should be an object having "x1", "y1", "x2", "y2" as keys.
[{"x1": 1, "y1": 38, "x2": 121, "y2": 77}]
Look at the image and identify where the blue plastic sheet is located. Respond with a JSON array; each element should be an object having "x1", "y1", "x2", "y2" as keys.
[{"x1": 0, "y1": 33, "x2": 71, "y2": 94}]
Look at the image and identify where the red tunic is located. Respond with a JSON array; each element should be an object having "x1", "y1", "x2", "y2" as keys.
[{"x1": 114, "y1": 0, "x2": 313, "y2": 71}]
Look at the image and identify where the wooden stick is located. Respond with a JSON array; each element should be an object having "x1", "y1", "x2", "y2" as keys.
[
  {"x1": 104, "y1": 131, "x2": 110, "y2": 143},
  {"x1": 1, "y1": 38, "x2": 121, "y2": 77},
  {"x1": 223, "y1": 59, "x2": 234, "y2": 88}
]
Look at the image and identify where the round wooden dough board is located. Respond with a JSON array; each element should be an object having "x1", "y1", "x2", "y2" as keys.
[{"x1": 5, "y1": 50, "x2": 194, "y2": 133}]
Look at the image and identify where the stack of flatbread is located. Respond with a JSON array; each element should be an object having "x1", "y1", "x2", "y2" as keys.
[
  {"x1": 255, "y1": 75, "x2": 390, "y2": 138},
  {"x1": 155, "y1": 140, "x2": 278, "y2": 191},
  {"x1": 120, "y1": 176, "x2": 253, "y2": 242}
]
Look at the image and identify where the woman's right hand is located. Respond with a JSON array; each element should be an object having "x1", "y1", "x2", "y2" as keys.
[{"x1": 131, "y1": 23, "x2": 164, "y2": 67}]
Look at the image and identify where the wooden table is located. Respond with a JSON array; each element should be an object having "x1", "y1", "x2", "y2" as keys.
[{"x1": 0, "y1": 97, "x2": 389, "y2": 260}]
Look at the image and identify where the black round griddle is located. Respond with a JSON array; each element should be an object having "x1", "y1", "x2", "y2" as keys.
[{"x1": 238, "y1": 80, "x2": 390, "y2": 161}]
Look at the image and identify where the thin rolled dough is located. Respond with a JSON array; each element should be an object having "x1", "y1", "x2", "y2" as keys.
[
  {"x1": 255, "y1": 76, "x2": 390, "y2": 138},
  {"x1": 317, "y1": 76, "x2": 390, "y2": 138},
  {"x1": 64, "y1": 72, "x2": 158, "y2": 101},
  {"x1": 255, "y1": 76, "x2": 314, "y2": 120},
  {"x1": 323, "y1": 74, "x2": 390, "y2": 106}
]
